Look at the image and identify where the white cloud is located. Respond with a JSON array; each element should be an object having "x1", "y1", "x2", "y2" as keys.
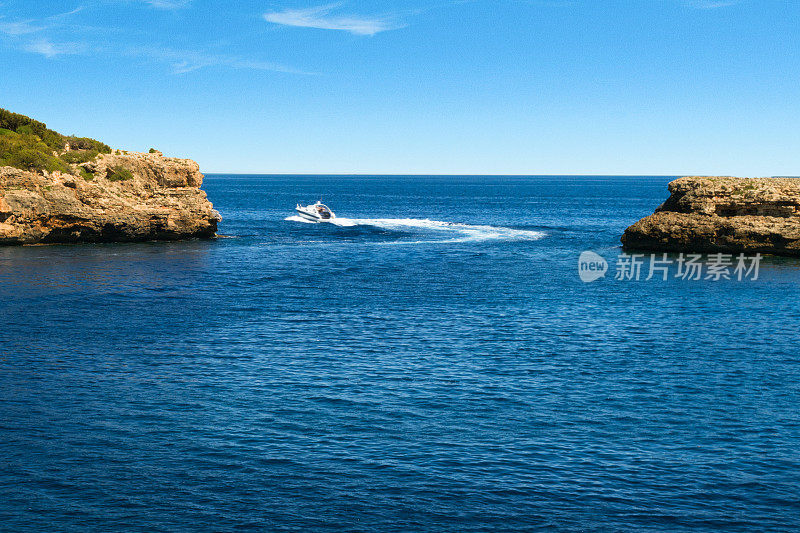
[
  {"x1": 264, "y1": 4, "x2": 401, "y2": 36},
  {"x1": 0, "y1": 20, "x2": 46, "y2": 35},
  {"x1": 141, "y1": 0, "x2": 192, "y2": 9},
  {"x1": 125, "y1": 46, "x2": 313, "y2": 75},
  {"x1": 0, "y1": 6, "x2": 309, "y2": 75},
  {"x1": 23, "y1": 38, "x2": 82, "y2": 57},
  {"x1": 686, "y1": 0, "x2": 741, "y2": 8},
  {"x1": 0, "y1": 7, "x2": 85, "y2": 36},
  {"x1": 0, "y1": 10, "x2": 84, "y2": 58}
]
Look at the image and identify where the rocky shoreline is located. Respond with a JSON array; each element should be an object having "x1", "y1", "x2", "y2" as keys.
[
  {"x1": 622, "y1": 176, "x2": 800, "y2": 256},
  {"x1": 0, "y1": 150, "x2": 220, "y2": 245}
]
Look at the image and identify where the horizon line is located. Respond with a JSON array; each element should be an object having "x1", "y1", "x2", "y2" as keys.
[{"x1": 202, "y1": 173, "x2": 691, "y2": 177}]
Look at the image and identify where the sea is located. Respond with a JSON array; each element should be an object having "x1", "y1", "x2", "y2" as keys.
[{"x1": 1, "y1": 175, "x2": 799, "y2": 532}]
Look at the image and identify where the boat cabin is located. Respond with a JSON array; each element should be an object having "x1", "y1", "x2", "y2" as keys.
[{"x1": 315, "y1": 204, "x2": 333, "y2": 219}]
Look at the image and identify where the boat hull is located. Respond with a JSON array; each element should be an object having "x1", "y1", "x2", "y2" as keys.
[
  {"x1": 296, "y1": 208, "x2": 332, "y2": 222},
  {"x1": 295, "y1": 202, "x2": 335, "y2": 222}
]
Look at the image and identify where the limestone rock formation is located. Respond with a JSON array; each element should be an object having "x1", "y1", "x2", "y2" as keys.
[
  {"x1": 622, "y1": 176, "x2": 800, "y2": 256},
  {"x1": 0, "y1": 151, "x2": 220, "y2": 244}
]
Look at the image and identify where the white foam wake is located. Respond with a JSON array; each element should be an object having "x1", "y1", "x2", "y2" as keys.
[
  {"x1": 285, "y1": 215, "x2": 317, "y2": 224},
  {"x1": 285, "y1": 216, "x2": 546, "y2": 243}
]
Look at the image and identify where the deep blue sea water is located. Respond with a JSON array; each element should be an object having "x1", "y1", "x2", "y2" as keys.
[{"x1": 1, "y1": 175, "x2": 799, "y2": 532}]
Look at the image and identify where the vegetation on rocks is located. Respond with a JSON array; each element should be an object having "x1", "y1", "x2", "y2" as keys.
[
  {"x1": 0, "y1": 107, "x2": 111, "y2": 175},
  {"x1": 106, "y1": 165, "x2": 133, "y2": 182},
  {"x1": 79, "y1": 167, "x2": 95, "y2": 181},
  {"x1": 0, "y1": 107, "x2": 219, "y2": 245},
  {"x1": 61, "y1": 149, "x2": 101, "y2": 165}
]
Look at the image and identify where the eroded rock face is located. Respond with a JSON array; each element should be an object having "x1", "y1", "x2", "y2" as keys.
[
  {"x1": 0, "y1": 151, "x2": 220, "y2": 244},
  {"x1": 622, "y1": 176, "x2": 800, "y2": 256}
]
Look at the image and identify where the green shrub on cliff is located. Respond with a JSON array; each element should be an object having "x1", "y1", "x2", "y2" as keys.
[
  {"x1": 106, "y1": 165, "x2": 133, "y2": 182},
  {"x1": 0, "y1": 128, "x2": 69, "y2": 173},
  {"x1": 0, "y1": 107, "x2": 112, "y2": 174},
  {"x1": 61, "y1": 149, "x2": 100, "y2": 165},
  {"x1": 64, "y1": 135, "x2": 111, "y2": 154}
]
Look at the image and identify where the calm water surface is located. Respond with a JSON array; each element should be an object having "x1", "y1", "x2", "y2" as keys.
[{"x1": 1, "y1": 176, "x2": 799, "y2": 531}]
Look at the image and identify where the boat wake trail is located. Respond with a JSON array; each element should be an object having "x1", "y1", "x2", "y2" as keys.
[
  {"x1": 285, "y1": 215, "x2": 318, "y2": 224},
  {"x1": 285, "y1": 216, "x2": 546, "y2": 243}
]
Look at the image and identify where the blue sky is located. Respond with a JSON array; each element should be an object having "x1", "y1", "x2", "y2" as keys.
[{"x1": 1, "y1": 0, "x2": 798, "y2": 175}]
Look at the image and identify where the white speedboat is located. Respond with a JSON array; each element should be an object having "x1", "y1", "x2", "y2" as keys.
[{"x1": 296, "y1": 201, "x2": 335, "y2": 222}]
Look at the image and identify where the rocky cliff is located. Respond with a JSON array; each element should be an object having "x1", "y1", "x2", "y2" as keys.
[
  {"x1": 622, "y1": 176, "x2": 800, "y2": 256},
  {"x1": 0, "y1": 151, "x2": 220, "y2": 244}
]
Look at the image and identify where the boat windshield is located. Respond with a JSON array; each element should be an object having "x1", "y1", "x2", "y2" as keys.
[{"x1": 316, "y1": 204, "x2": 332, "y2": 218}]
